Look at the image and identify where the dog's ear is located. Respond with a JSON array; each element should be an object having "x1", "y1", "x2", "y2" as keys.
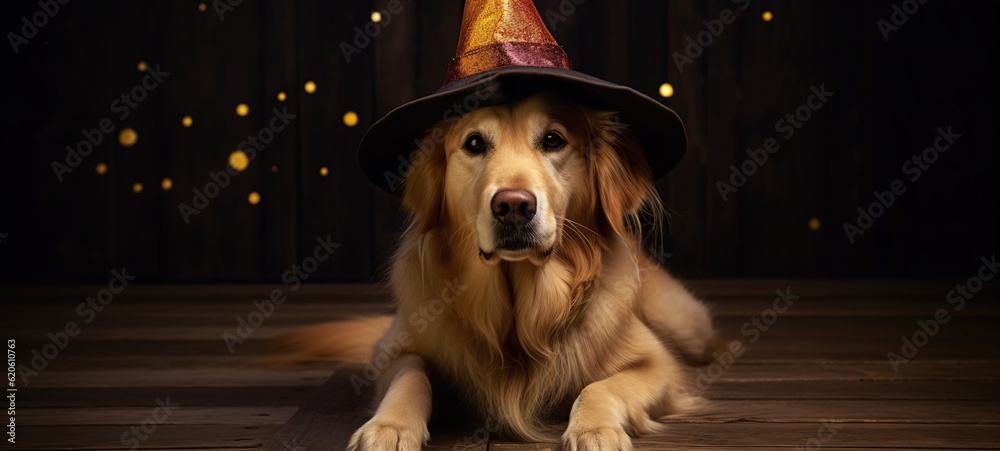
[
  {"x1": 401, "y1": 131, "x2": 447, "y2": 233},
  {"x1": 588, "y1": 115, "x2": 664, "y2": 240}
]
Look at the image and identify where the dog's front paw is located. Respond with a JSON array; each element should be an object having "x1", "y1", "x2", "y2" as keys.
[
  {"x1": 562, "y1": 423, "x2": 632, "y2": 451},
  {"x1": 347, "y1": 416, "x2": 430, "y2": 451}
]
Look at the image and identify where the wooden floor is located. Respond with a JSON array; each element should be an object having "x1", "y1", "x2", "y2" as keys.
[{"x1": 2, "y1": 280, "x2": 998, "y2": 450}]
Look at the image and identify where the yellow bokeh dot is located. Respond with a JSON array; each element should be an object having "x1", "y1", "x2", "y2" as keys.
[
  {"x1": 161, "y1": 177, "x2": 173, "y2": 191},
  {"x1": 229, "y1": 150, "x2": 249, "y2": 172},
  {"x1": 371, "y1": 11, "x2": 382, "y2": 23},
  {"x1": 248, "y1": 191, "x2": 261, "y2": 205},
  {"x1": 270, "y1": 165, "x2": 279, "y2": 173},
  {"x1": 119, "y1": 128, "x2": 138, "y2": 147},
  {"x1": 181, "y1": 116, "x2": 193, "y2": 127},
  {"x1": 95, "y1": 163, "x2": 108, "y2": 175},
  {"x1": 277, "y1": 91, "x2": 287, "y2": 102},
  {"x1": 342, "y1": 111, "x2": 359, "y2": 127},
  {"x1": 319, "y1": 167, "x2": 329, "y2": 177},
  {"x1": 132, "y1": 183, "x2": 143, "y2": 194},
  {"x1": 659, "y1": 83, "x2": 674, "y2": 98},
  {"x1": 236, "y1": 103, "x2": 250, "y2": 117},
  {"x1": 137, "y1": 61, "x2": 147, "y2": 72},
  {"x1": 304, "y1": 81, "x2": 317, "y2": 94},
  {"x1": 762, "y1": 11, "x2": 773, "y2": 22},
  {"x1": 198, "y1": 3, "x2": 206, "y2": 11},
  {"x1": 809, "y1": 217, "x2": 821, "y2": 231}
]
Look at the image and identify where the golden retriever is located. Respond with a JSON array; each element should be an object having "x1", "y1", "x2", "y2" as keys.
[{"x1": 276, "y1": 92, "x2": 718, "y2": 450}]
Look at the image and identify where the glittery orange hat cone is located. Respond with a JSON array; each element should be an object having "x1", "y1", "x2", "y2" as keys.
[
  {"x1": 358, "y1": 0, "x2": 687, "y2": 194},
  {"x1": 442, "y1": 0, "x2": 571, "y2": 85}
]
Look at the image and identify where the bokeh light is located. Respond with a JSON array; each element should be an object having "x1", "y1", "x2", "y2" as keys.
[
  {"x1": 119, "y1": 128, "x2": 138, "y2": 147},
  {"x1": 343, "y1": 111, "x2": 359, "y2": 127},
  {"x1": 658, "y1": 83, "x2": 674, "y2": 98},
  {"x1": 228, "y1": 150, "x2": 249, "y2": 172}
]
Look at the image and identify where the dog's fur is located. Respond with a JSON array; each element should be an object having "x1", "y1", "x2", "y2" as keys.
[{"x1": 276, "y1": 93, "x2": 717, "y2": 450}]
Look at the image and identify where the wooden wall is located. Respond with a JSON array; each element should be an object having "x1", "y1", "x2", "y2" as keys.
[{"x1": 0, "y1": 0, "x2": 996, "y2": 283}]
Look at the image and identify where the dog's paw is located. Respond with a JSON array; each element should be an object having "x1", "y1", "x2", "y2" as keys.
[
  {"x1": 347, "y1": 417, "x2": 429, "y2": 451},
  {"x1": 562, "y1": 424, "x2": 633, "y2": 451}
]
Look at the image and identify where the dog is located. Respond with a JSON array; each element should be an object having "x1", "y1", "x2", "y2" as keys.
[{"x1": 275, "y1": 92, "x2": 718, "y2": 450}]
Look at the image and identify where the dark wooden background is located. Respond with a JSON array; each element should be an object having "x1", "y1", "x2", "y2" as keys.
[{"x1": 1, "y1": 0, "x2": 996, "y2": 283}]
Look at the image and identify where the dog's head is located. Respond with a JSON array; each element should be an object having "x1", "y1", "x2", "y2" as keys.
[{"x1": 402, "y1": 92, "x2": 663, "y2": 268}]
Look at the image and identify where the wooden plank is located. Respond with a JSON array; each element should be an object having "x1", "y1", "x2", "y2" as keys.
[
  {"x1": 671, "y1": 399, "x2": 1000, "y2": 424},
  {"x1": 707, "y1": 298, "x2": 1000, "y2": 317},
  {"x1": 14, "y1": 424, "x2": 281, "y2": 450},
  {"x1": 415, "y1": 0, "x2": 463, "y2": 96},
  {"x1": 263, "y1": 364, "x2": 490, "y2": 450},
  {"x1": 8, "y1": 340, "x2": 273, "y2": 357},
  {"x1": 13, "y1": 355, "x2": 334, "y2": 371},
  {"x1": 259, "y1": 0, "x2": 301, "y2": 280},
  {"x1": 296, "y1": 0, "x2": 374, "y2": 281},
  {"x1": 23, "y1": 369, "x2": 330, "y2": 388},
  {"x1": 19, "y1": 406, "x2": 297, "y2": 426},
  {"x1": 703, "y1": 380, "x2": 1000, "y2": 401},
  {"x1": 0, "y1": 283, "x2": 390, "y2": 299},
  {"x1": 637, "y1": 423, "x2": 1000, "y2": 449},
  {"x1": 260, "y1": 366, "x2": 373, "y2": 450},
  {"x1": 26, "y1": 386, "x2": 316, "y2": 408},
  {"x1": 492, "y1": 424, "x2": 1000, "y2": 449},
  {"x1": 703, "y1": 0, "x2": 742, "y2": 276},
  {"x1": 709, "y1": 360, "x2": 1000, "y2": 381},
  {"x1": 665, "y1": 0, "x2": 709, "y2": 277},
  {"x1": 736, "y1": 0, "x2": 828, "y2": 276},
  {"x1": 2, "y1": 279, "x2": 994, "y2": 300},
  {"x1": 372, "y1": 0, "x2": 418, "y2": 275}
]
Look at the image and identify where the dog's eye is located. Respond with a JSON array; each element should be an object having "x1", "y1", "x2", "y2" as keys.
[
  {"x1": 542, "y1": 132, "x2": 566, "y2": 151},
  {"x1": 464, "y1": 133, "x2": 487, "y2": 155}
]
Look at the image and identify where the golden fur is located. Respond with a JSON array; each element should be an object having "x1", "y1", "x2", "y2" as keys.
[{"x1": 276, "y1": 93, "x2": 718, "y2": 450}]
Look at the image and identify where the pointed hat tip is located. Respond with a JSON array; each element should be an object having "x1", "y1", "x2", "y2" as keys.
[{"x1": 444, "y1": 0, "x2": 571, "y2": 86}]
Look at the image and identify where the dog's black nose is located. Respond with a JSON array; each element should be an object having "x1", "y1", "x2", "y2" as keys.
[{"x1": 492, "y1": 189, "x2": 536, "y2": 226}]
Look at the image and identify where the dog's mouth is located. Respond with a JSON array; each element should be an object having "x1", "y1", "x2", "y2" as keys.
[
  {"x1": 481, "y1": 225, "x2": 554, "y2": 265},
  {"x1": 479, "y1": 247, "x2": 554, "y2": 266}
]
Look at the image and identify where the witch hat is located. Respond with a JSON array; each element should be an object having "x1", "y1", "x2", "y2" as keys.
[{"x1": 357, "y1": 0, "x2": 687, "y2": 194}]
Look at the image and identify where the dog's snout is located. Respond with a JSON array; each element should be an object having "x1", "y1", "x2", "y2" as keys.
[{"x1": 491, "y1": 189, "x2": 537, "y2": 226}]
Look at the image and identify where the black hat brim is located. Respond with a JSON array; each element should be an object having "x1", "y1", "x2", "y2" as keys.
[{"x1": 357, "y1": 66, "x2": 687, "y2": 194}]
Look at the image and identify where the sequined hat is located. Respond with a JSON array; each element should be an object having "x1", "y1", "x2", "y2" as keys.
[{"x1": 358, "y1": 0, "x2": 687, "y2": 194}]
